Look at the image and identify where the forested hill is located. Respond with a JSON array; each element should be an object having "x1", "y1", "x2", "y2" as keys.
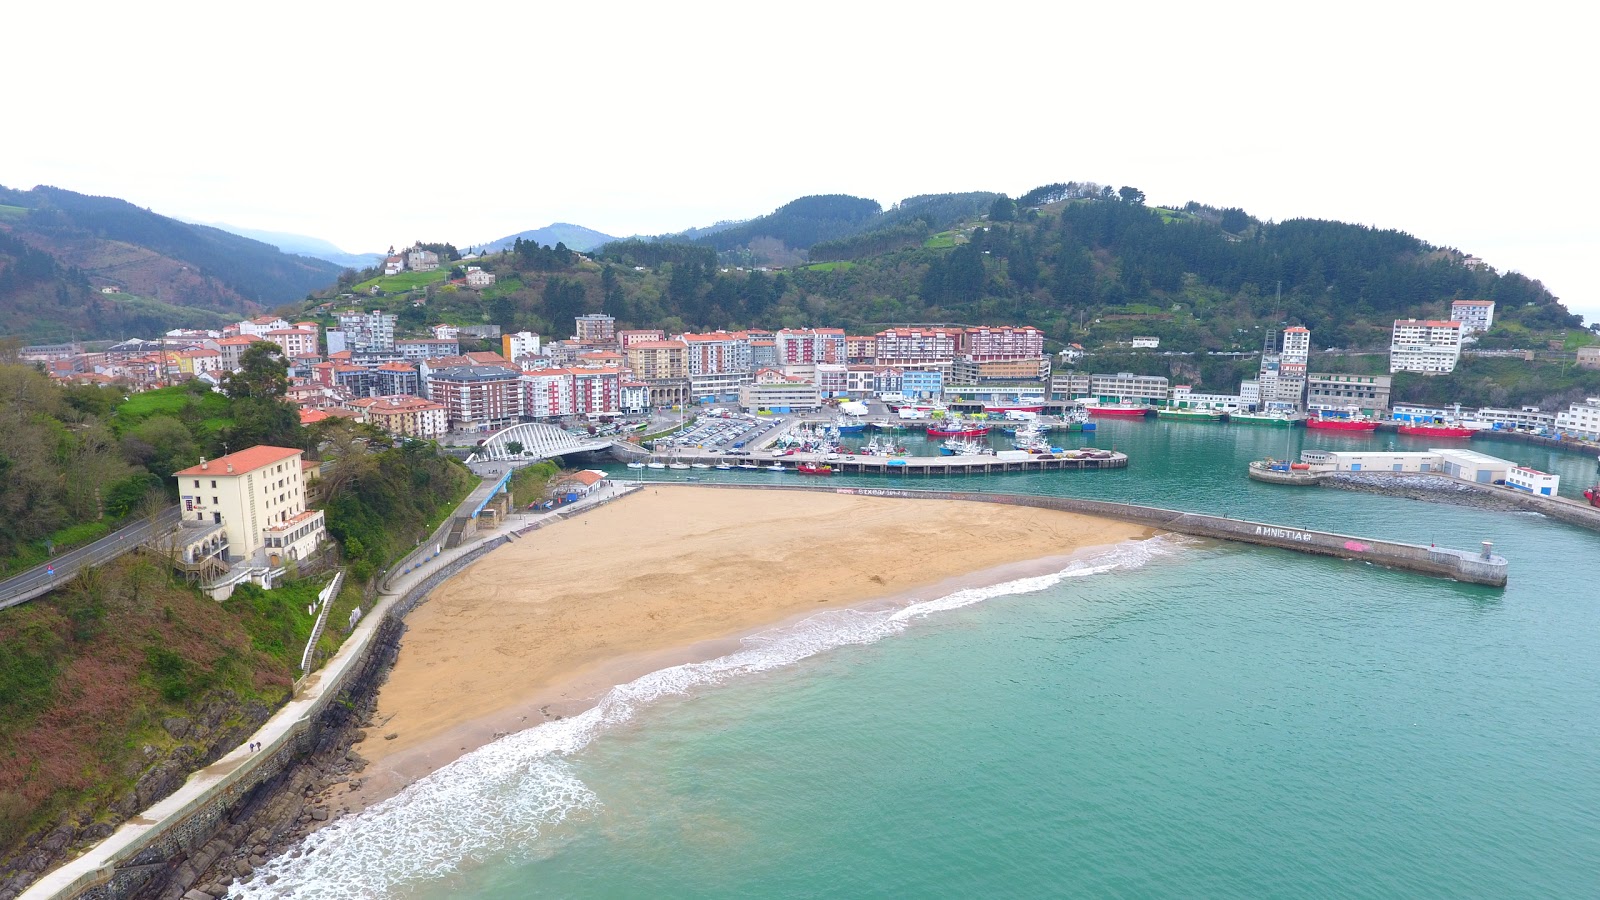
[
  {"x1": 656, "y1": 192, "x2": 999, "y2": 267},
  {"x1": 0, "y1": 185, "x2": 344, "y2": 340},
  {"x1": 480, "y1": 183, "x2": 1580, "y2": 357}
]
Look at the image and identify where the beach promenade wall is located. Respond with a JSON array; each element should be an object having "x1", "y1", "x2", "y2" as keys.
[
  {"x1": 671, "y1": 482, "x2": 1510, "y2": 588},
  {"x1": 27, "y1": 486, "x2": 640, "y2": 900}
]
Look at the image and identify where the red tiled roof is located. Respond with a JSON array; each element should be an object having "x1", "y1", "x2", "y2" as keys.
[{"x1": 174, "y1": 445, "x2": 301, "y2": 476}]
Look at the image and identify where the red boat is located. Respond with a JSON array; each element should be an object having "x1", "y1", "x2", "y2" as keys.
[
  {"x1": 1397, "y1": 424, "x2": 1476, "y2": 438},
  {"x1": 798, "y1": 462, "x2": 833, "y2": 476},
  {"x1": 1082, "y1": 403, "x2": 1152, "y2": 418},
  {"x1": 1306, "y1": 408, "x2": 1379, "y2": 431},
  {"x1": 1586, "y1": 455, "x2": 1600, "y2": 508},
  {"x1": 926, "y1": 424, "x2": 990, "y2": 437}
]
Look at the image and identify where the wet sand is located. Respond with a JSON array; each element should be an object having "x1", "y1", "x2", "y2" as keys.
[{"x1": 345, "y1": 487, "x2": 1153, "y2": 808}]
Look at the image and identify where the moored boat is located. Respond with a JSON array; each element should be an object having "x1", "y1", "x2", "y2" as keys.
[
  {"x1": 797, "y1": 462, "x2": 834, "y2": 475},
  {"x1": 1082, "y1": 402, "x2": 1152, "y2": 418},
  {"x1": 1157, "y1": 407, "x2": 1228, "y2": 422},
  {"x1": 1229, "y1": 410, "x2": 1304, "y2": 427},
  {"x1": 1397, "y1": 423, "x2": 1476, "y2": 438},
  {"x1": 1306, "y1": 408, "x2": 1379, "y2": 431}
]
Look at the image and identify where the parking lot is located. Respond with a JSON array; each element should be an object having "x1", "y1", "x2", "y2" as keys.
[{"x1": 653, "y1": 410, "x2": 790, "y2": 455}]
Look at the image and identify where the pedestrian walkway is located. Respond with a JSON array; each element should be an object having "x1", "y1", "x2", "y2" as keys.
[{"x1": 20, "y1": 481, "x2": 641, "y2": 900}]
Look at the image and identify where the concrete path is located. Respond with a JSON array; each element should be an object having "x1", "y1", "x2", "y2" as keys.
[{"x1": 21, "y1": 482, "x2": 641, "y2": 900}]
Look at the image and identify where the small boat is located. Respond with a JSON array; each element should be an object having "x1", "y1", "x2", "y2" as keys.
[
  {"x1": 626, "y1": 461, "x2": 646, "y2": 469},
  {"x1": 798, "y1": 462, "x2": 834, "y2": 475},
  {"x1": 927, "y1": 419, "x2": 991, "y2": 438},
  {"x1": 690, "y1": 462, "x2": 712, "y2": 469},
  {"x1": 1082, "y1": 402, "x2": 1152, "y2": 418},
  {"x1": 646, "y1": 462, "x2": 667, "y2": 469},
  {"x1": 668, "y1": 462, "x2": 691, "y2": 470},
  {"x1": 714, "y1": 463, "x2": 734, "y2": 470},
  {"x1": 1584, "y1": 454, "x2": 1600, "y2": 508},
  {"x1": 738, "y1": 463, "x2": 762, "y2": 470},
  {"x1": 1397, "y1": 423, "x2": 1476, "y2": 438},
  {"x1": 766, "y1": 463, "x2": 787, "y2": 472}
]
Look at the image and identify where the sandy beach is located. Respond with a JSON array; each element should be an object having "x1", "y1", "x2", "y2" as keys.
[{"x1": 345, "y1": 487, "x2": 1153, "y2": 807}]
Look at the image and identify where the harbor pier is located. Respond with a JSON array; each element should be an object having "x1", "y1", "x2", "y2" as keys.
[{"x1": 657, "y1": 482, "x2": 1510, "y2": 588}]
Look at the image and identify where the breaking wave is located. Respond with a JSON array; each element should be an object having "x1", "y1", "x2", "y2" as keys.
[{"x1": 236, "y1": 536, "x2": 1187, "y2": 898}]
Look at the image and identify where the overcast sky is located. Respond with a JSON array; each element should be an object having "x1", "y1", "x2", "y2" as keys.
[{"x1": 8, "y1": 2, "x2": 1595, "y2": 322}]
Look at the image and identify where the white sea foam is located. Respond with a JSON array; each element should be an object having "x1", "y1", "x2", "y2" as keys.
[{"x1": 235, "y1": 535, "x2": 1186, "y2": 899}]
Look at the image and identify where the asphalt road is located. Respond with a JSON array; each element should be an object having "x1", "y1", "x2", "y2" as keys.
[{"x1": 0, "y1": 507, "x2": 181, "y2": 610}]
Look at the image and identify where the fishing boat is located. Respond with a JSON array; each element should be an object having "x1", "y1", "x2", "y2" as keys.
[
  {"x1": 834, "y1": 415, "x2": 866, "y2": 434},
  {"x1": 1229, "y1": 410, "x2": 1304, "y2": 427},
  {"x1": 1082, "y1": 401, "x2": 1152, "y2": 418},
  {"x1": 797, "y1": 462, "x2": 834, "y2": 475},
  {"x1": 1157, "y1": 407, "x2": 1228, "y2": 422},
  {"x1": 1305, "y1": 408, "x2": 1379, "y2": 431},
  {"x1": 1397, "y1": 422, "x2": 1476, "y2": 438},
  {"x1": 940, "y1": 438, "x2": 993, "y2": 456},
  {"x1": 927, "y1": 417, "x2": 991, "y2": 438}
]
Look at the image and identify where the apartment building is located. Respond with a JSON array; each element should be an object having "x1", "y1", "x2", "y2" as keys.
[
  {"x1": 1390, "y1": 319, "x2": 1463, "y2": 374},
  {"x1": 1555, "y1": 397, "x2": 1600, "y2": 440},
  {"x1": 1450, "y1": 300, "x2": 1496, "y2": 335},
  {"x1": 502, "y1": 331, "x2": 541, "y2": 361},
  {"x1": 347, "y1": 395, "x2": 448, "y2": 439},
  {"x1": 1089, "y1": 372, "x2": 1170, "y2": 403},
  {"x1": 174, "y1": 445, "x2": 325, "y2": 564},
  {"x1": 961, "y1": 326, "x2": 1044, "y2": 361},
  {"x1": 372, "y1": 361, "x2": 420, "y2": 397},
  {"x1": 1306, "y1": 372, "x2": 1392, "y2": 416},
  {"x1": 624, "y1": 340, "x2": 689, "y2": 380},
  {"x1": 575, "y1": 313, "x2": 617, "y2": 343},
  {"x1": 775, "y1": 328, "x2": 847, "y2": 365},
  {"x1": 680, "y1": 331, "x2": 752, "y2": 375},
  {"x1": 264, "y1": 327, "x2": 319, "y2": 358},
  {"x1": 845, "y1": 335, "x2": 878, "y2": 364},
  {"x1": 336, "y1": 310, "x2": 398, "y2": 353},
  {"x1": 874, "y1": 327, "x2": 960, "y2": 367},
  {"x1": 427, "y1": 365, "x2": 524, "y2": 430}
]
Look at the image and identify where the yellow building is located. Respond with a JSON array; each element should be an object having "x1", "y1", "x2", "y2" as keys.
[
  {"x1": 174, "y1": 445, "x2": 326, "y2": 565},
  {"x1": 624, "y1": 340, "x2": 689, "y2": 380}
]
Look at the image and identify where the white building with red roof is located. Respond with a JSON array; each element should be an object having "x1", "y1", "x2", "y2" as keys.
[{"x1": 174, "y1": 446, "x2": 325, "y2": 565}]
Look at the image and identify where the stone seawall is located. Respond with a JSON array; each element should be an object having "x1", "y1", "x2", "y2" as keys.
[
  {"x1": 672, "y1": 482, "x2": 1510, "y2": 588},
  {"x1": 1318, "y1": 472, "x2": 1600, "y2": 533}
]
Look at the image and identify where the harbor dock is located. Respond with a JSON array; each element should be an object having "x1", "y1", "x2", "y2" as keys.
[{"x1": 653, "y1": 482, "x2": 1510, "y2": 588}]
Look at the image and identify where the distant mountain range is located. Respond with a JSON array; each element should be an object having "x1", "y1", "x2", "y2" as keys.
[
  {"x1": 480, "y1": 223, "x2": 618, "y2": 254},
  {"x1": 0, "y1": 184, "x2": 345, "y2": 341},
  {"x1": 191, "y1": 222, "x2": 382, "y2": 270}
]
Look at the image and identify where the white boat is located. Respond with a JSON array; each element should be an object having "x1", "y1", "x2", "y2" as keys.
[
  {"x1": 647, "y1": 462, "x2": 667, "y2": 470},
  {"x1": 714, "y1": 463, "x2": 733, "y2": 470},
  {"x1": 766, "y1": 463, "x2": 786, "y2": 472},
  {"x1": 669, "y1": 462, "x2": 691, "y2": 470},
  {"x1": 626, "y1": 461, "x2": 646, "y2": 469},
  {"x1": 738, "y1": 463, "x2": 762, "y2": 470},
  {"x1": 690, "y1": 463, "x2": 711, "y2": 469}
]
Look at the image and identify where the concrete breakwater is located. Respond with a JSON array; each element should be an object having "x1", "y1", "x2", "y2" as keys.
[
  {"x1": 1318, "y1": 472, "x2": 1600, "y2": 533},
  {"x1": 669, "y1": 482, "x2": 1510, "y2": 588}
]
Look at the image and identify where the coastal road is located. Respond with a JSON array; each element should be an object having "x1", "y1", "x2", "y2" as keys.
[{"x1": 0, "y1": 506, "x2": 181, "y2": 611}]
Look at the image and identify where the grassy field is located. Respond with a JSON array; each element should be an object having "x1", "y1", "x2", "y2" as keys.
[
  {"x1": 923, "y1": 232, "x2": 959, "y2": 249},
  {"x1": 352, "y1": 269, "x2": 450, "y2": 294},
  {"x1": 114, "y1": 385, "x2": 232, "y2": 426},
  {"x1": 0, "y1": 204, "x2": 28, "y2": 219},
  {"x1": 803, "y1": 261, "x2": 855, "y2": 272}
]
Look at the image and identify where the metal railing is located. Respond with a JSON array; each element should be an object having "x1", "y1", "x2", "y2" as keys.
[{"x1": 0, "y1": 507, "x2": 182, "y2": 611}]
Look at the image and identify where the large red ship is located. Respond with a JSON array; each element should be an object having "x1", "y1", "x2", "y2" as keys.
[
  {"x1": 1082, "y1": 402, "x2": 1152, "y2": 418},
  {"x1": 1305, "y1": 411, "x2": 1379, "y2": 432}
]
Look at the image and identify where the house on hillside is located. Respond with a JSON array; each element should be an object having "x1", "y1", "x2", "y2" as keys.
[
  {"x1": 465, "y1": 266, "x2": 496, "y2": 288},
  {"x1": 384, "y1": 256, "x2": 405, "y2": 275},
  {"x1": 407, "y1": 247, "x2": 440, "y2": 272}
]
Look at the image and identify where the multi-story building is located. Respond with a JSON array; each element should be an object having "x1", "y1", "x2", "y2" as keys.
[
  {"x1": 464, "y1": 267, "x2": 496, "y2": 288},
  {"x1": 749, "y1": 338, "x2": 778, "y2": 369},
  {"x1": 617, "y1": 329, "x2": 667, "y2": 350},
  {"x1": 1276, "y1": 326, "x2": 1310, "y2": 405},
  {"x1": 264, "y1": 327, "x2": 319, "y2": 358},
  {"x1": 1450, "y1": 300, "x2": 1496, "y2": 335},
  {"x1": 845, "y1": 335, "x2": 878, "y2": 365},
  {"x1": 502, "y1": 331, "x2": 541, "y2": 361},
  {"x1": 1555, "y1": 397, "x2": 1600, "y2": 440},
  {"x1": 337, "y1": 310, "x2": 398, "y2": 353},
  {"x1": 873, "y1": 367, "x2": 904, "y2": 397},
  {"x1": 372, "y1": 361, "x2": 421, "y2": 397},
  {"x1": 1475, "y1": 405, "x2": 1556, "y2": 432},
  {"x1": 397, "y1": 338, "x2": 460, "y2": 360},
  {"x1": 522, "y1": 368, "x2": 576, "y2": 419},
  {"x1": 237, "y1": 316, "x2": 291, "y2": 338},
  {"x1": 845, "y1": 366, "x2": 878, "y2": 397},
  {"x1": 1089, "y1": 372, "x2": 1170, "y2": 403},
  {"x1": 1306, "y1": 372, "x2": 1392, "y2": 416},
  {"x1": 575, "y1": 313, "x2": 617, "y2": 343},
  {"x1": 572, "y1": 367, "x2": 622, "y2": 416},
  {"x1": 174, "y1": 445, "x2": 325, "y2": 565},
  {"x1": 217, "y1": 335, "x2": 264, "y2": 371},
  {"x1": 738, "y1": 380, "x2": 821, "y2": 412},
  {"x1": 620, "y1": 381, "x2": 650, "y2": 415},
  {"x1": 680, "y1": 331, "x2": 752, "y2": 375},
  {"x1": 961, "y1": 326, "x2": 1044, "y2": 361},
  {"x1": 1049, "y1": 371, "x2": 1091, "y2": 400},
  {"x1": 902, "y1": 369, "x2": 945, "y2": 399},
  {"x1": 816, "y1": 363, "x2": 849, "y2": 398},
  {"x1": 874, "y1": 327, "x2": 960, "y2": 367},
  {"x1": 1168, "y1": 386, "x2": 1241, "y2": 410},
  {"x1": 776, "y1": 328, "x2": 847, "y2": 365},
  {"x1": 1390, "y1": 319, "x2": 1463, "y2": 374},
  {"x1": 347, "y1": 395, "x2": 448, "y2": 440},
  {"x1": 624, "y1": 340, "x2": 689, "y2": 381},
  {"x1": 427, "y1": 365, "x2": 524, "y2": 431},
  {"x1": 950, "y1": 357, "x2": 1050, "y2": 383}
]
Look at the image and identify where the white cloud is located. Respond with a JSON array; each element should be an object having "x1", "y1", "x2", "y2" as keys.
[{"x1": 6, "y1": 0, "x2": 1594, "y2": 320}]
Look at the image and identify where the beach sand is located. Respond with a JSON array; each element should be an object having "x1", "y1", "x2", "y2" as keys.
[{"x1": 344, "y1": 487, "x2": 1153, "y2": 807}]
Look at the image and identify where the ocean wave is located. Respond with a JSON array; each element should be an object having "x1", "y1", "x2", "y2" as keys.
[{"x1": 235, "y1": 535, "x2": 1187, "y2": 899}]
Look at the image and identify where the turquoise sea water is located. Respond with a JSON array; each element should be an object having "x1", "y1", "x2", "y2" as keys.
[{"x1": 243, "y1": 421, "x2": 1600, "y2": 899}]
